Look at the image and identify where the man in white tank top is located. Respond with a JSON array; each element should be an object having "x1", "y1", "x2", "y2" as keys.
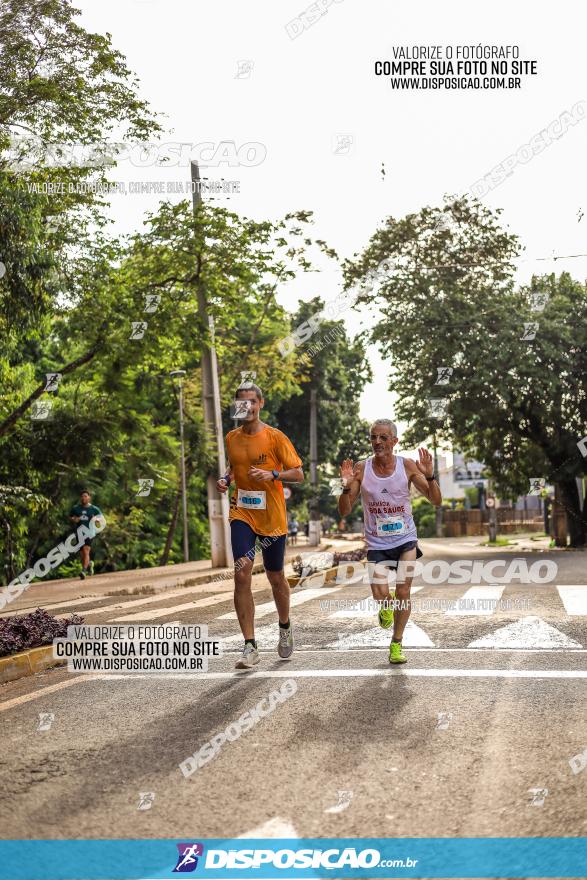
[{"x1": 337, "y1": 419, "x2": 442, "y2": 664}]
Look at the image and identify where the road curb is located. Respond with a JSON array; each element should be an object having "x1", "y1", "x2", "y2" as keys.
[{"x1": 0, "y1": 645, "x2": 65, "y2": 685}]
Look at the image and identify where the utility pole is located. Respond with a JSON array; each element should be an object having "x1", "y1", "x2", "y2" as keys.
[
  {"x1": 308, "y1": 388, "x2": 320, "y2": 546},
  {"x1": 433, "y1": 433, "x2": 443, "y2": 538},
  {"x1": 170, "y1": 370, "x2": 189, "y2": 562},
  {"x1": 190, "y1": 160, "x2": 232, "y2": 567},
  {"x1": 486, "y1": 482, "x2": 497, "y2": 543}
]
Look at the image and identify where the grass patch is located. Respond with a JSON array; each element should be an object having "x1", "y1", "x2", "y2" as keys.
[{"x1": 481, "y1": 536, "x2": 515, "y2": 546}]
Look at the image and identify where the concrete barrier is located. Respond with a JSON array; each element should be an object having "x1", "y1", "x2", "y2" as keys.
[{"x1": 0, "y1": 644, "x2": 66, "y2": 684}]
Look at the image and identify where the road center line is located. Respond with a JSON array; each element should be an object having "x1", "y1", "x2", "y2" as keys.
[
  {"x1": 90, "y1": 668, "x2": 587, "y2": 681},
  {"x1": 0, "y1": 675, "x2": 101, "y2": 713}
]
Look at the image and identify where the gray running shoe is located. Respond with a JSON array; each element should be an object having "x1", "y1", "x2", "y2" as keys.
[
  {"x1": 79, "y1": 569, "x2": 86, "y2": 580},
  {"x1": 235, "y1": 643, "x2": 260, "y2": 670},
  {"x1": 277, "y1": 625, "x2": 294, "y2": 659}
]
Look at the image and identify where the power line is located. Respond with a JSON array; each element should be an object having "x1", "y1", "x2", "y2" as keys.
[{"x1": 307, "y1": 251, "x2": 587, "y2": 275}]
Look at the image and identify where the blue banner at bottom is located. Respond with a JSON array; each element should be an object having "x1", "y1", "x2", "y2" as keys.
[{"x1": 0, "y1": 838, "x2": 585, "y2": 879}]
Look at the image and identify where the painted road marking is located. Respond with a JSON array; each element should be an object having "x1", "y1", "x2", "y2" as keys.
[
  {"x1": 468, "y1": 616, "x2": 582, "y2": 649},
  {"x1": 2, "y1": 650, "x2": 587, "y2": 712},
  {"x1": 557, "y1": 586, "x2": 587, "y2": 616},
  {"x1": 328, "y1": 587, "x2": 424, "y2": 619},
  {"x1": 445, "y1": 585, "x2": 505, "y2": 616},
  {"x1": 220, "y1": 646, "x2": 587, "y2": 653},
  {"x1": 215, "y1": 587, "x2": 341, "y2": 621},
  {"x1": 56, "y1": 586, "x2": 263, "y2": 620},
  {"x1": 1, "y1": 595, "x2": 119, "y2": 617},
  {"x1": 113, "y1": 592, "x2": 236, "y2": 622},
  {"x1": 330, "y1": 621, "x2": 434, "y2": 649},
  {"x1": 94, "y1": 668, "x2": 587, "y2": 681},
  {"x1": 220, "y1": 623, "x2": 282, "y2": 648},
  {"x1": 238, "y1": 818, "x2": 299, "y2": 838},
  {"x1": 0, "y1": 675, "x2": 100, "y2": 713}
]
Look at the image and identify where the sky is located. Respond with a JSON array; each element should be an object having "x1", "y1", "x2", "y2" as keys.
[{"x1": 75, "y1": 0, "x2": 587, "y2": 447}]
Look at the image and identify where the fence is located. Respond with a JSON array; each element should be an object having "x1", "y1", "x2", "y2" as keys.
[{"x1": 443, "y1": 508, "x2": 543, "y2": 538}]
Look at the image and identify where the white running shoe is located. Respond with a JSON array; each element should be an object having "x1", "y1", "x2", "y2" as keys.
[
  {"x1": 235, "y1": 643, "x2": 260, "y2": 670},
  {"x1": 277, "y1": 625, "x2": 294, "y2": 659}
]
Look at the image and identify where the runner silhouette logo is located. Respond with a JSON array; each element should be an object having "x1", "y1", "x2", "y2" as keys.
[{"x1": 173, "y1": 843, "x2": 204, "y2": 872}]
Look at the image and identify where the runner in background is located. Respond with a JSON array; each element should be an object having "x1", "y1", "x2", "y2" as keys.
[
  {"x1": 217, "y1": 384, "x2": 304, "y2": 669},
  {"x1": 288, "y1": 517, "x2": 299, "y2": 545},
  {"x1": 338, "y1": 419, "x2": 442, "y2": 663},
  {"x1": 69, "y1": 489, "x2": 103, "y2": 580}
]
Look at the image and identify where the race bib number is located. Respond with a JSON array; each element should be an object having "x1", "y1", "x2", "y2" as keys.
[
  {"x1": 237, "y1": 489, "x2": 267, "y2": 510},
  {"x1": 376, "y1": 515, "x2": 407, "y2": 537}
]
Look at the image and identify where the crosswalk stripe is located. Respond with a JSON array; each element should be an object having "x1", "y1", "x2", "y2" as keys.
[
  {"x1": 556, "y1": 586, "x2": 587, "y2": 616},
  {"x1": 215, "y1": 587, "x2": 341, "y2": 621},
  {"x1": 468, "y1": 616, "x2": 582, "y2": 649},
  {"x1": 220, "y1": 623, "x2": 279, "y2": 648},
  {"x1": 54, "y1": 583, "x2": 244, "y2": 619},
  {"x1": 112, "y1": 592, "x2": 235, "y2": 622},
  {"x1": 330, "y1": 621, "x2": 435, "y2": 649},
  {"x1": 1, "y1": 595, "x2": 116, "y2": 617},
  {"x1": 328, "y1": 587, "x2": 424, "y2": 619},
  {"x1": 445, "y1": 585, "x2": 505, "y2": 616}
]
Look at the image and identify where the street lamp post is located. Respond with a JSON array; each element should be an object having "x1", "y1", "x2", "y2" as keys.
[
  {"x1": 308, "y1": 388, "x2": 320, "y2": 546},
  {"x1": 170, "y1": 370, "x2": 189, "y2": 563},
  {"x1": 190, "y1": 160, "x2": 232, "y2": 567},
  {"x1": 433, "y1": 432, "x2": 443, "y2": 538}
]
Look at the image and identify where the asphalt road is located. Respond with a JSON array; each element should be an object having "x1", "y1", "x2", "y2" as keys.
[{"x1": 1, "y1": 538, "x2": 586, "y2": 849}]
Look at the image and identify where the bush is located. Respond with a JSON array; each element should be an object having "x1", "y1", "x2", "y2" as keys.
[
  {"x1": 418, "y1": 514, "x2": 436, "y2": 538},
  {"x1": 0, "y1": 608, "x2": 84, "y2": 658},
  {"x1": 412, "y1": 497, "x2": 435, "y2": 531}
]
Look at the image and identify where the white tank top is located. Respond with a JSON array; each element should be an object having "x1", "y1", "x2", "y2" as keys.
[{"x1": 361, "y1": 456, "x2": 417, "y2": 549}]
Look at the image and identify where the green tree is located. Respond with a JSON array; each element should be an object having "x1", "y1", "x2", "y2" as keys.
[
  {"x1": 274, "y1": 296, "x2": 372, "y2": 516},
  {"x1": 344, "y1": 196, "x2": 587, "y2": 546},
  {"x1": 0, "y1": 198, "x2": 334, "y2": 579}
]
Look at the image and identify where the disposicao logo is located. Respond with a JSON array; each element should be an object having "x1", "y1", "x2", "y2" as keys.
[
  {"x1": 173, "y1": 843, "x2": 204, "y2": 872},
  {"x1": 203, "y1": 846, "x2": 381, "y2": 870}
]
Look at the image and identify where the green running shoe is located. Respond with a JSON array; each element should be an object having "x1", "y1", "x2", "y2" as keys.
[
  {"x1": 88, "y1": 561, "x2": 95, "y2": 576},
  {"x1": 389, "y1": 640, "x2": 407, "y2": 664},
  {"x1": 378, "y1": 594, "x2": 395, "y2": 629}
]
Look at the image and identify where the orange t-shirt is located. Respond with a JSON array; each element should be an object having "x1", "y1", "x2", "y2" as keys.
[{"x1": 226, "y1": 424, "x2": 302, "y2": 536}]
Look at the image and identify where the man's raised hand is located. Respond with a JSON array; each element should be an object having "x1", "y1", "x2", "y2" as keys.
[
  {"x1": 339, "y1": 459, "x2": 355, "y2": 487},
  {"x1": 416, "y1": 447, "x2": 434, "y2": 478}
]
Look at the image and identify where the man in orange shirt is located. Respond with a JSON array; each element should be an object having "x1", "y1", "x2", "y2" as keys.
[{"x1": 217, "y1": 384, "x2": 304, "y2": 669}]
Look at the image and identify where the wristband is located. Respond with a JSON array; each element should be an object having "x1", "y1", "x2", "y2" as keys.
[{"x1": 222, "y1": 473, "x2": 231, "y2": 486}]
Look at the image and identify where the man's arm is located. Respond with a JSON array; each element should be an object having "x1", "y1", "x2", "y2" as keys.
[
  {"x1": 278, "y1": 466, "x2": 304, "y2": 483},
  {"x1": 406, "y1": 449, "x2": 442, "y2": 506},
  {"x1": 338, "y1": 460, "x2": 364, "y2": 517},
  {"x1": 247, "y1": 466, "x2": 304, "y2": 482},
  {"x1": 249, "y1": 434, "x2": 305, "y2": 483},
  {"x1": 217, "y1": 459, "x2": 234, "y2": 493}
]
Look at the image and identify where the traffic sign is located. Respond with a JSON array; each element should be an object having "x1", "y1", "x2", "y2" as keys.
[
  {"x1": 486, "y1": 496, "x2": 496, "y2": 508},
  {"x1": 283, "y1": 487, "x2": 292, "y2": 500}
]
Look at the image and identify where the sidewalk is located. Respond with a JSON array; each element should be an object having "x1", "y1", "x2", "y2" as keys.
[
  {"x1": 2, "y1": 536, "x2": 360, "y2": 618},
  {"x1": 421, "y1": 532, "x2": 551, "y2": 550}
]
